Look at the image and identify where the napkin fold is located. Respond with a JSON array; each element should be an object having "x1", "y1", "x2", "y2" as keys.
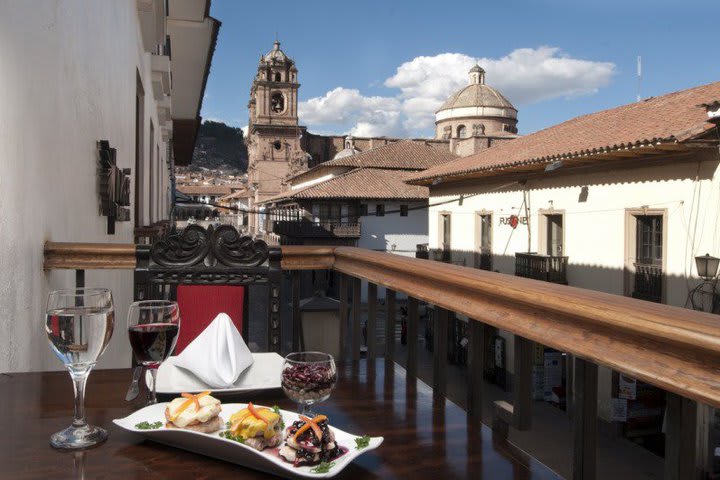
[{"x1": 174, "y1": 313, "x2": 254, "y2": 388}]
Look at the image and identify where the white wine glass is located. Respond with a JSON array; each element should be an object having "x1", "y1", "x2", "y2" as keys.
[{"x1": 45, "y1": 287, "x2": 115, "y2": 449}]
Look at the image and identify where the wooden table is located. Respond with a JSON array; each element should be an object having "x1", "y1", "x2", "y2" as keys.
[{"x1": 3, "y1": 359, "x2": 560, "y2": 479}]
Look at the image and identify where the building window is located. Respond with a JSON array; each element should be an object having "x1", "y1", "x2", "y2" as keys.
[
  {"x1": 546, "y1": 214, "x2": 563, "y2": 256},
  {"x1": 376, "y1": 204, "x2": 385, "y2": 216},
  {"x1": 626, "y1": 212, "x2": 665, "y2": 303},
  {"x1": 360, "y1": 204, "x2": 368, "y2": 216},
  {"x1": 273, "y1": 140, "x2": 282, "y2": 150},
  {"x1": 456, "y1": 125, "x2": 467, "y2": 138},
  {"x1": 400, "y1": 205, "x2": 408, "y2": 216},
  {"x1": 274, "y1": 72, "x2": 281, "y2": 82},
  {"x1": 475, "y1": 213, "x2": 492, "y2": 270},
  {"x1": 439, "y1": 213, "x2": 451, "y2": 262}
]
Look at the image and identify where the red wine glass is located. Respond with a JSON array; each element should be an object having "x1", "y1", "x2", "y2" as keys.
[{"x1": 127, "y1": 300, "x2": 181, "y2": 405}]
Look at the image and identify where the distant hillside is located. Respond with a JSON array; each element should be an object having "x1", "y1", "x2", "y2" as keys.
[{"x1": 191, "y1": 121, "x2": 248, "y2": 172}]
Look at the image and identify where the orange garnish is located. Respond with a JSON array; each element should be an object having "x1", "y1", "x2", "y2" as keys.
[
  {"x1": 247, "y1": 402, "x2": 268, "y2": 424},
  {"x1": 171, "y1": 391, "x2": 211, "y2": 422},
  {"x1": 296, "y1": 414, "x2": 326, "y2": 442}
]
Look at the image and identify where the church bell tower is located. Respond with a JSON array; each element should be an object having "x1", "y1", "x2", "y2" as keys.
[{"x1": 247, "y1": 40, "x2": 308, "y2": 219}]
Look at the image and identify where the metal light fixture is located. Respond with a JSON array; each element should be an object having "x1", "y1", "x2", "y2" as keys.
[{"x1": 695, "y1": 254, "x2": 720, "y2": 281}]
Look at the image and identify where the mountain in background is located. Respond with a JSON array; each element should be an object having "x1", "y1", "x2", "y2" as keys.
[{"x1": 190, "y1": 120, "x2": 248, "y2": 172}]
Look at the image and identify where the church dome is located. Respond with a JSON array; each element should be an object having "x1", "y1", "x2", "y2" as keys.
[
  {"x1": 437, "y1": 78, "x2": 516, "y2": 113},
  {"x1": 332, "y1": 135, "x2": 360, "y2": 159},
  {"x1": 435, "y1": 65, "x2": 518, "y2": 139},
  {"x1": 264, "y1": 40, "x2": 289, "y2": 63}
]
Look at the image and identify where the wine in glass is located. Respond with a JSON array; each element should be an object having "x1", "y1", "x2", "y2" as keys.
[
  {"x1": 281, "y1": 352, "x2": 337, "y2": 416},
  {"x1": 127, "y1": 300, "x2": 180, "y2": 404},
  {"x1": 45, "y1": 288, "x2": 115, "y2": 449}
]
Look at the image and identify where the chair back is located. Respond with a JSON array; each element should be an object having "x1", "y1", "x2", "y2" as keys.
[{"x1": 134, "y1": 225, "x2": 282, "y2": 353}]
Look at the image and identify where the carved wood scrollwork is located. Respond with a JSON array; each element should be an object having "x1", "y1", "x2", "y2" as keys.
[
  {"x1": 211, "y1": 225, "x2": 269, "y2": 267},
  {"x1": 149, "y1": 225, "x2": 270, "y2": 269},
  {"x1": 150, "y1": 224, "x2": 211, "y2": 267}
]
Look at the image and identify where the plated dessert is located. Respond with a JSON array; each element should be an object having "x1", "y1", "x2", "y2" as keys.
[
  {"x1": 279, "y1": 414, "x2": 346, "y2": 467},
  {"x1": 281, "y1": 362, "x2": 337, "y2": 405},
  {"x1": 227, "y1": 403, "x2": 284, "y2": 451},
  {"x1": 164, "y1": 391, "x2": 223, "y2": 433}
]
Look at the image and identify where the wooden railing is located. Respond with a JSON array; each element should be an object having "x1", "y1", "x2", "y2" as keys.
[
  {"x1": 44, "y1": 241, "x2": 718, "y2": 479},
  {"x1": 515, "y1": 252, "x2": 568, "y2": 284}
]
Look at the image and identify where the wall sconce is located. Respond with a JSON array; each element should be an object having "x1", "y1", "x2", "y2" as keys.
[
  {"x1": 695, "y1": 254, "x2": 720, "y2": 281},
  {"x1": 688, "y1": 253, "x2": 720, "y2": 313}
]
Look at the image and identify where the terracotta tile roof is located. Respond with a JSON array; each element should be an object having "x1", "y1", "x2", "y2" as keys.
[
  {"x1": 408, "y1": 81, "x2": 720, "y2": 184},
  {"x1": 316, "y1": 140, "x2": 457, "y2": 170},
  {"x1": 262, "y1": 168, "x2": 429, "y2": 203}
]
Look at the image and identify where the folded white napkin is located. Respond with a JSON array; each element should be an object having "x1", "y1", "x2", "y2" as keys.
[{"x1": 174, "y1": 313, "x2": 254, "y2": 388}]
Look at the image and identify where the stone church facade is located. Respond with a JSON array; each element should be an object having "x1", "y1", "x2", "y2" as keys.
[{"x1": 246, "y1": 41, "x2": 518, "y2": 231}]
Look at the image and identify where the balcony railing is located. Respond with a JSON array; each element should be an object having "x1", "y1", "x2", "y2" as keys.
[
  {"x1": 632, "y1": 262, "x2": 663, "y2": 302},
  {"x1": 515, "y1": 252, "x2": 568, "y2": 284},
  {"x1": 43, "y1": 241, "x2": 720, "y2": 479},
  {"x1": 272, "y1": 220, "x2": 361, "y2": 238}
]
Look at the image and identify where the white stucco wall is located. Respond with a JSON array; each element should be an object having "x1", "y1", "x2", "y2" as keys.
[
  {"x1": 0, "y1": 0, "x2": 171, "y2": 373},
  {"x1": 358, "y1": 201, "x2": 427, "y2": 301},
  {"x1": 426, "y1": 152, "x2": 720, "y2": 419}
]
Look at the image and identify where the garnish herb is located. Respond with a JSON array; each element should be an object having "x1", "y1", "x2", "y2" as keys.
[
  {"x1": 135, "y1": 421, "x2": 163, "y2": 430},
  {"x1": 219, "y1": 430, "x2": 246, "y2": 444},
  {"x1": 310, "y1": 461, "x2": 336, "y2": 474},
  {"x1": 355, "y1": 435, "x2": 371, "y2": 450},
  {"x1": 272, "y1": 405, "x2": 285, "y2": 429}
]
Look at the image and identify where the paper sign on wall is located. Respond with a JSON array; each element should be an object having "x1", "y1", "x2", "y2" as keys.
[
  {"x1": 618, "y1": 374, "x2": 637, "y2": 400},
  {"x1": 611, "y1": 398, "x2": 628, "y2": 422}
]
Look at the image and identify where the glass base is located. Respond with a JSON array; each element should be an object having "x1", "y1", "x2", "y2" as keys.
[{"x1": 50, "y1": 424, "x2": 108, "y2": 450}]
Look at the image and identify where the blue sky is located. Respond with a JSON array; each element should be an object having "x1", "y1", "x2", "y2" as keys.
[{"x1": 202, "y1": 0, "x2": 720, "y2": 137}]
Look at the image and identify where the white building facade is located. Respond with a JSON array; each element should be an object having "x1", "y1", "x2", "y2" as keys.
[{"x1": 0, "y1": 0, "x2": 218, "y2": 373}]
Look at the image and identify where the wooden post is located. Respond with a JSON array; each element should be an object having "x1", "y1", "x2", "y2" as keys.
[
  {"x1": 367, "y1": 283, "x2": 377, "y2": 359},
  {"x1": 513, "y1": 335, "x2": 533, "y2": 430},
  {"x1": 433, "y1": 307, "x2": 449, "y2": 396},
  {"x1": 406, "y1": 297, "x2": 418, "y2": 377},
  {"x1": 351, "y1": 277, "x2": 361, "y2": 361},
  {"x1": 291, "y1": 270, "x2": 302, "y2": 351},
  {"x1": 467, "y1": 319, "x2": 485, "y2": 419},
  {"x1": 338, "y1": 273, "x2": 348, "y2": 361},
  {"x1": 384, "y1": 289, "x2": 396, "y2": 360},
  {"x1": 573, "y1": 357, "x2": 597, "y2": 480},
  {"x1": 664, "y1": 392, "x2": 697, "y2": 480}
]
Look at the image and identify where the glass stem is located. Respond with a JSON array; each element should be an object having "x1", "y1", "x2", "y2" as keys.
[
  {"x1": 69, "y1": 369, "x2": 90, "y2": 428},
  {"x1": 148, "y1": 367, "x2": 158, "y2": 404}
]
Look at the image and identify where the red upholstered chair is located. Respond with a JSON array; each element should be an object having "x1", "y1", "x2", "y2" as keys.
[{"x1": 174, "y1": 285, "x2": 246, "y2": 354}]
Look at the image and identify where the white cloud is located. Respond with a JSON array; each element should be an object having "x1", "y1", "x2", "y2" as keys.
[
  {"x1": 299, "y1": 87, "x2": 403, "y2": 137},
  {"x1": 300, "y1": 47, "x2": 616, "y2": 137}
]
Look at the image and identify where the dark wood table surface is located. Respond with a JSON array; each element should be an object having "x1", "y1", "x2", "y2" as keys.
[{"x1": 2, "y1": 359, "x2": 560, "y2": 479}]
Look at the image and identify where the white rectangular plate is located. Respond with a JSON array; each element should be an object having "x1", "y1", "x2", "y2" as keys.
[
  {"x1": 151, "y1": 352, "x2": 284, "y2": 394},
  {"x1": 113, "y1": 402, "x2": 382, "y2": 478}
]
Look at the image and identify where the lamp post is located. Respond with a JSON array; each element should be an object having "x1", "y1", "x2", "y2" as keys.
[{"x1": 688, "y1": 254, "x2": 720, "y2": 312}]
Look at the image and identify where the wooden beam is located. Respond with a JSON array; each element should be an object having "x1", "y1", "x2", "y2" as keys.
[
  {"x1": 433, "y1": 307, "x2": 449, "y2": 397},
  {"x1": 291, "y1": 270, "x2": 302, "y2": 351},
  {"x1": 281, "y1": 246, "x2": 335, "y2": 270},
  {"x1": 367, "y1": 283, "x2": 378, "y2": 360},
  {"x1": 384, "y1": 289, "x2": 396, "y2": 360},
  {"x1": 664, "y1": 393, "x2": 698, "y2": 480},
  {"x1": 44, "y1": 242, "x2": 136, "y2": 270},
  {"x1": 573, "y1": 357, "x2": 597, "y2": 480},
  {"x1": 513, "y1": 335, "x2": 533, "y2": 430},
  {"x1": 351, "y1": 277, "x2": 361, "y2": 362},
  {"x1": 406, "y1": 297, "x2": 419, "y2": 378},
  {"x1": 467, "y1": 318, "x2": 485, "y2": 419},
  {"x1": 338, "y1": 273, "x2": 348, "y2": 361}
]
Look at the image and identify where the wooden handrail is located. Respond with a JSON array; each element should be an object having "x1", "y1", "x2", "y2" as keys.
[{"x1": 43, "y1": 241, "x2": 720, "y2": 408}]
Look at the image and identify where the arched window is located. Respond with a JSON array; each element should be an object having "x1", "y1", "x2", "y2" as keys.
[
  {"x1": 457, "y1": 125, "x2": 467, "y2": 138},
  {"x1": 274, "y1": 72, "x2": 281, "y2": 82},
  {"x1": 271, "y1": 92, "x2": 285, "y2": 113}
]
